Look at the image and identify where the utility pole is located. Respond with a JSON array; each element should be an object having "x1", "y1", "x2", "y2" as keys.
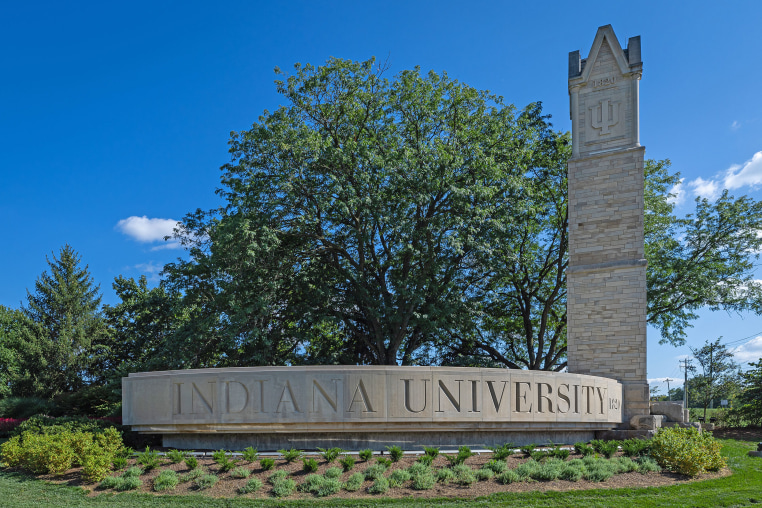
[
  {"x1": 665, "y1": 378, "x2": 672, "y2": 401},
  {"x1": 680, "y1": 359, "x2": 692, "y2": 409}
]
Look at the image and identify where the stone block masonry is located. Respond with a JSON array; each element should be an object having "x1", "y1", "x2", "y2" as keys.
[{"x1": 567, "y1": 25, "x2": 649, "y2": 424}]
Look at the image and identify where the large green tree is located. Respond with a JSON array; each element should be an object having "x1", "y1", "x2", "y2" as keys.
[
  {"x1": 102, "y1": 275, "x2": 191, "y2": 374},
  {"x1": 14, "y1": 245, "x2": 108, "y2": 397},
  {"x1": 163, "y1": 58, "x2": 762, "y2": 370},
  {"x1": 165, "y1": 57, "x2": 569, "y2": 366},
  {"x1": 645, "y1": 161, "x2": 762, "y2": 345},
  {"x1": 689, "y1": 338, "x2": 740, "y2": 419}
]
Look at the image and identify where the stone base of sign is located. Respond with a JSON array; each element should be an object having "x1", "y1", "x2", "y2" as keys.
[
  {"x1": 748, "y1": 451, "x2": 762, "y2": 458},
  {"x1": 650, "y1": 401, "x2": 686, "y2": 423},
  {"x1": 595, "y1": 429, "x2": 655, "y2": 441},
  {"x1": 162, "y1": 429, "x2": 601, "y2": 451}
]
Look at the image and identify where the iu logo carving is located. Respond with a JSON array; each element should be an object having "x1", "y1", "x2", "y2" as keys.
[{"x1": 590, "y1": 99, "x2": 621, "y2": 135}]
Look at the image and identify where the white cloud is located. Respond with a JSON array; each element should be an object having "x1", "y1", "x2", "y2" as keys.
[
  {"x1": 723, "y1": 151, "x2": 762, "y2": 190},
  {"x1": 133, "y1": 261, "x2": 164, "y2": 283},
  {"x1": 687, "y1": 177, "x2": 721, "y2": 200},
  {"x1": 134, "y1": 261, "x2": 163, "y2": 274},
  {"x1": 683, "y1": 151, "x2": 762, "y2": 202},
  {"x1": 666, "y1": 178, "x2": 685, "y2": 206},
  {"x1": 730, "y1": 336, "x2": 762, "y2": 364},
  {"x1": 731, "y1": 120, "x2": 741, "y2": 131},
  {"x1": 116, "y1": 216, "x2": 181, "y2": 248}
]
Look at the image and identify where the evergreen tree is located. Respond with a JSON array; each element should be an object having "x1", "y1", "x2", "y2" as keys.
[{"x1": 16, "y1": 245, "x2": 107, "y2": 397}]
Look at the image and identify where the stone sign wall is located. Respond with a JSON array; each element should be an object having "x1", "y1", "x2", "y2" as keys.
[{"x1": 124, "y1": 367, "x2": 622, "y2": 448}]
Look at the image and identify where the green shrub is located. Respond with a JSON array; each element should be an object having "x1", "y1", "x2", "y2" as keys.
[
  {"x1": 636, "y1": 456, "x2": 662, "y2": 474},
  {"x1": 0, "y1": 397, "x2": 55, "y2": 419},
  {"x1": 444, "y1": 446, "x2": 473, "y2": 466},
  {"x1": 99, "y1": 474, "x2": 122, "y2": 490},
  {"x1": 230, "y1": 466, "x2": 251, "y2": 478},
  {"x1": 325, "y1": 466, "x2": 342, "y2": 479},
  {"x1": 317, "y1": 478, "x2": 341, "y2": 497},
  {"x1": 411, "y1": 469, "x2": 436, "y2": 490},
  {"x1": 436, "y1": 467, "x2": 456, "y2": 484},
  {"x1": 599, "y1": 441, "x2": 619, "y2": 459},
  {"x1": 11, "y1": 415, "x2": 113, "y2": 438},
  {"x1": 407, "y1": 462, "x2": 431, "y2": 476},
  {"x1": 423, "y1": 446, "x2": 439, "y2": 458},
  {"x1": 364, "y1": 463, "x2": 387, "y2": 480},
  {"x1": 153, "y1": 469, "x2": 179, "y2": 491},
  {"x1": 530, "y1": 449, "x2": 549, "y2": 462},
  {"x1": 117, "y1": 475, "x2": 142, "y2": 491},
  {"x1": 475, "y1": 467, "x2": 494, "y2": 481},
  {"x1": 81, "y1": 444, "x2": 114, "y2": 483},
  {"x1": 278, "y1": 448, "x2": 303, "y2": 463},
  {"x1": 369, "y1": 476, "x2": 390, "y2": 494},
  {"x1": 358, "y1": 449, "x2": 373, "y2": 461},
  {"x1": 300, "y1": 474, "x2": 324, "y2": 493},
  {"x1": 520, "y1": 444, "x2": 536, "y2": 457},
  {"x1": 551, "y1": 447, "x2": 570, "y2": 460},
  {"x1": 339, "y1": 455, "x2": 355, "y2": 471},
  {"x1": 515, "y1": 460, "x2": 541, "y2": 480},
  {"x1": 621, "y1": 438, "x2": 651, "y2": 457},
  {"x1": 239, "y1": 477, "x2": 263, "y2": 494},
  {"x1": 344, "y1": 471, "x2": 365, "y2": 491},
  {"x1": 124, "y1": 466, "x2": 143, "y2": 478},
  {"x1": 650, "y1": 426, "x2": 726, "y2": 476},
  {"x1": 388, "y1": 468, "x2": 411, "y2": 487},
  {"x1": 184, "y1": 456, "x2": 198, "y2": 470},
  {"x1": 386, "y1": 445, "x2": 404, "y2": 462},
  {"x1": 7, "y1": 432, "x2": 76, "y2": 474},
  {"x1": 165, "y1": 449, "x2": 185, "y2": 464},
  {"x1": 590, "y1": 439, "x2": 619, "y2": 458},
  {"x1": 136, "y1": 446, "x2": 162, "y2": 471},
  {"x1": 376, "y1": 457, "x2": 392, "y2": 467},
  {"x1": 272, "y1": 478, "x2": 296, "y2": 497},
  {"x1": 302, "y1": 457, "x2": 319, "y2": 472},
  {"x1": 416, "y1": 454, "x2": 434, "y2": 466},
  {"x1": 268, "y1": 469, "x2": 289, "y2": 484},
  {"x1": 613, "y1": 456, "x2": 638, "y2": 473},
  {"x1": 559, "y1": 466, "x2": 583, "y2": 481},
  {"x1": 180, "y1": 468, "x2": 206, "y2": 482},
  {"x1": 583, "y1": 465, "x2": 614, "y2": 482},
  {"x1": 530, "y1": 461, "x2": 563, "y2": 481},
  {"x1": 484, "y1": 459, "x2": 507, "y2": 473},
  {"x1": 489, "y1": 443, "x2": 514, "y2": 460},
  {"x1": 496, "y1": 469, "x2": 520, "y2": 484},
  {"x1": 212, "y1": 449, "x2": 238, "y2": 472},
  {"x1": 259, "y1": 457, "x2": 275, "y2": 470},
  {"x1": 317, "y1": 447, "x2": 343, "y2": 463},
  {"x1": 301, "y1": 475, "x2": 340, "y2": 497},
  {"x1": 242, "y1": 446, "x2": 259, "y2": 462},
  {"x1": 574, "y1": 442, "x2": 595, "y2": 457},
  {"x1": 112, "y1": 456, "x2": 127, "y2": 470},
  {"x1": 194, "y1": 474, "x2": 219, "y2": 490},
  {"x1": 452, "y1": 464, "x2": 476, "y2": 485}
]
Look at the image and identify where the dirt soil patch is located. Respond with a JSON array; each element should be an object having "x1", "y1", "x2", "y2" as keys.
[{"x1": 32, "y1": 450, "x2": 730, "y2": 501}]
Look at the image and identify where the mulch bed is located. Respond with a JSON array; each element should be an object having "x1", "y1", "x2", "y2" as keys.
[
  {"x1": 32, "y1": 450, "x2": 730, "y2": 501},
  {"x1": 710, "y1": 426, "x2": 762, "y2": 442}
]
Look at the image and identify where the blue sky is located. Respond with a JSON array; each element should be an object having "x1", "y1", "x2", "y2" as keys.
[{"x1": 2, "y1": 1, "x2": 761, "y2": 389}]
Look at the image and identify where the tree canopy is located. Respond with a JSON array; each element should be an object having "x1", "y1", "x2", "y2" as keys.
[{"x1": 164, "y1": 57, "x2": 570, "y2": 367}]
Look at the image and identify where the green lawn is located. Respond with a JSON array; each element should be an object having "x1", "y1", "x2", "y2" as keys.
[{"x1": 1, "y1": 439, "x2": 760, "y2": 508}]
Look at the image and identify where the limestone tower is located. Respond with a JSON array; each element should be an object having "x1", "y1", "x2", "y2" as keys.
[{"x1": 567, "y1": 25, "x2": 649, "y2": 423}]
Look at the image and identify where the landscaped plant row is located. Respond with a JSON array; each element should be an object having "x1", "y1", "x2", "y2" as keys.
[
  {"x1": 0, "y1": 414, "x2": 728, "y2": 499},
  {"x1": 92, "y1": 444, "x2": 669, "y2": 497}
]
